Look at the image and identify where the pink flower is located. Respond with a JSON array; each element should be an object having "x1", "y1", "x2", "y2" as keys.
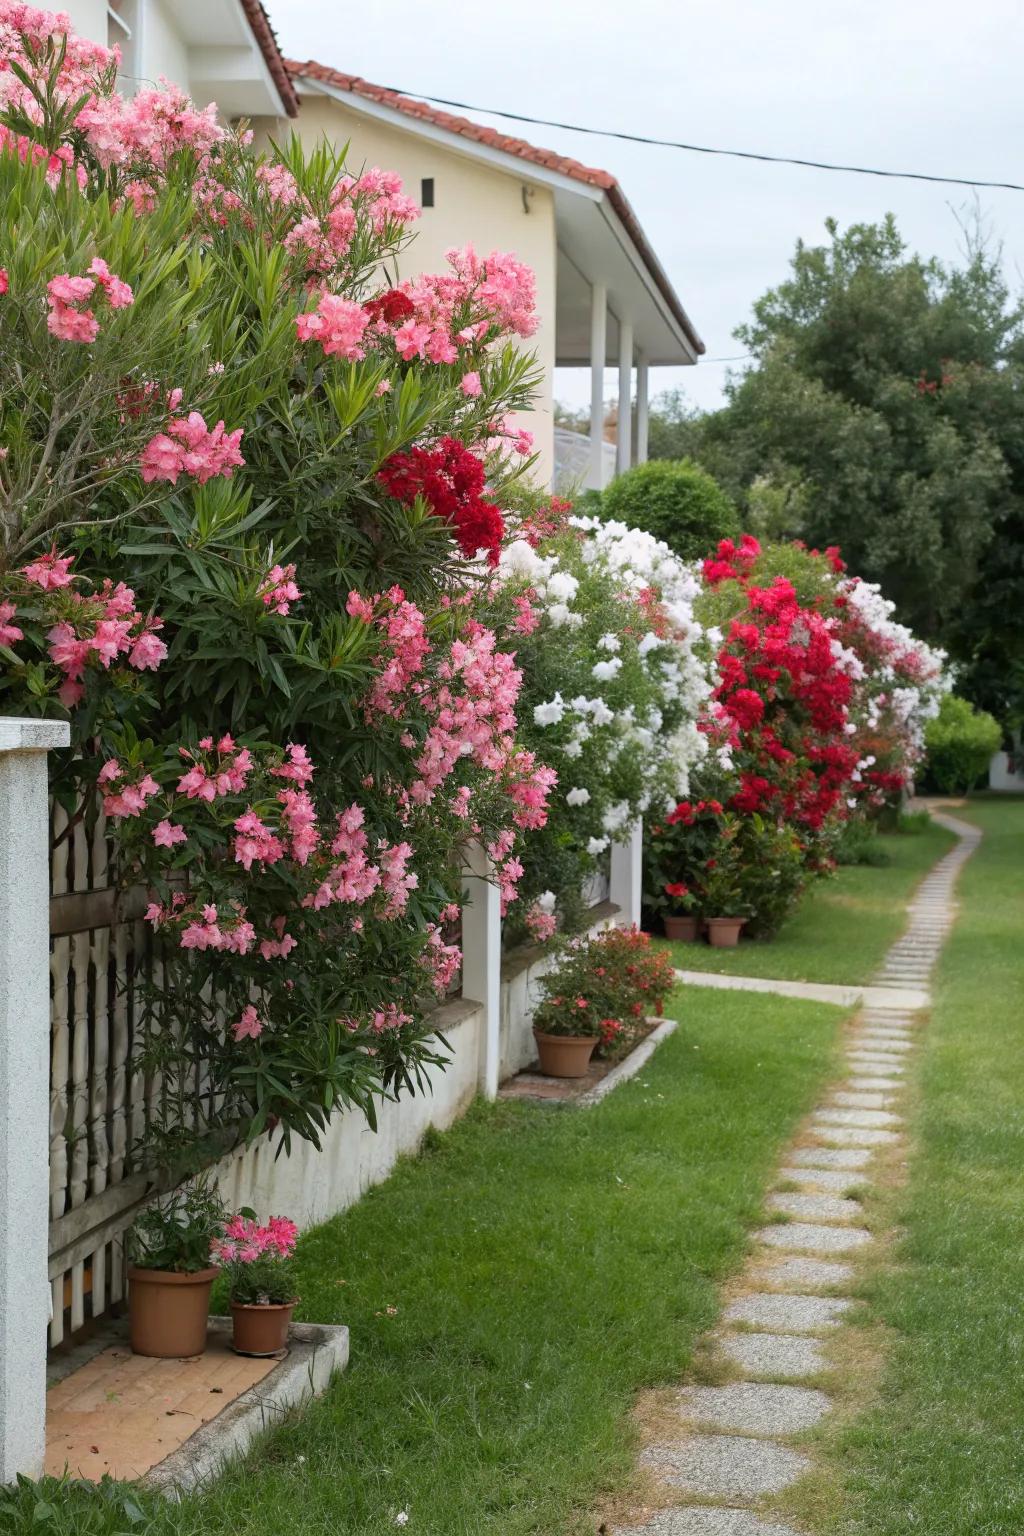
[
  {"x1": 295, "y1": 294, "x2": 370, "y2": 360},
  {"x1": 0, "y1": 601, "x2": 22, "y2": 646},
  {"x1": 88, "y1": 257, "x2": 133, "y2": 308},
  {"x1": 270, "y1": 742, "x2": 314, "y2": 787},
  {"x1": 258, "y1": 563, "x2": 302, "y2": 616},
  {"x1": 153, "y1": 819, "x2": 186, "y2": 848},
  {"x1": 23, "y1": 550, "x2": 75, "y2": 590},
  {"x1": 140, "y1": 412, "x2": 244, "y2": 485},
  {"x1": 129, "y1": 623, "x2": 167, "y2": 671},
  {"x1": 232, "y1": 1005, "x2": 263, "y2": 1042},
  {"x1": 460, "y1": 370, "x2": 482, "y2": 397},
  {"x1": 0, "y1": 269, "x2": 7, "y2": 295}
]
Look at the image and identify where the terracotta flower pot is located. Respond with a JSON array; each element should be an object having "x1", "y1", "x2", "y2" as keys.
[
  {"x1": 532, "y1": 1028, "x2": 598, "y2": 1079},
  {"x1": 706, "y1": 916, "x2": 747, "y2": 949},
  {"x1": 663, "y1": 914, "x2": 699, "y2": 942},
  {"x1": 230, "y1": 1300, "x2": 297, "y2": 1357},
  {"x1": 128, "y1": 1265, "x2": 218, "y2": 1358}
]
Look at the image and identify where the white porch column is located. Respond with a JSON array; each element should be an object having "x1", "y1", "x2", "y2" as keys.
[
  {"x1": 636, "y1": 349, "x2": 650, "y2": 465},
  {"x1": 0, "y1": 717, "x2": 69, "y2": 1482},
  {"x1": 616, "y1": 317, "x2": 634, "y2": 476},
  {"x1": 588, "y1": 281, "x2": 607, "y2": 491},
  {"x1": 609, "y1": 822, "x2": 643, "y2": 929},
  {"x1": 461, "y1": 843, "x2": 502, "y2": 1098}
]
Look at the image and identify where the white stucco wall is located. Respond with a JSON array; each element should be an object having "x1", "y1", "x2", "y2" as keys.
[
  {"x1": 287, "y1": 96, "x2": 558, "y2": 487},
  {"x1": 216, "y1": 1000, "x2": 484, "y2": 1230},
  {"x1": 139, "y1": 0, "x2": 189, "y2": 90}
]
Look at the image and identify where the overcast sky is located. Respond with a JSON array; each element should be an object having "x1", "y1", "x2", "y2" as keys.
[{"x1": 273, "y1": 0, "x2": 1024, "y2": 417}]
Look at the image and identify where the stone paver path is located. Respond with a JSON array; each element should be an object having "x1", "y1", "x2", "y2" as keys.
[{"x1": 613, "y1": 811, "x2": 980, "y2": 1536}]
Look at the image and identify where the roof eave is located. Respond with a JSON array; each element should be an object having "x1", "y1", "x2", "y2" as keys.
[{"x1": 290, "y1": 67, "x2": 702, "y2": 357}]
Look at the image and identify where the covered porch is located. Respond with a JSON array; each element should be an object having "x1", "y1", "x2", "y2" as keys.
[{"x1": 552, "y1": 187, "x2": 703, "y2": 491}]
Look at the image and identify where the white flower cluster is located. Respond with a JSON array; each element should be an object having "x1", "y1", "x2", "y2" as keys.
[
  {"x1": 500, "y1": 519, "x2": 715, "y2": 852},
  {"x1": 842, "y1": 577, "x2": 950, "y2": 767}
]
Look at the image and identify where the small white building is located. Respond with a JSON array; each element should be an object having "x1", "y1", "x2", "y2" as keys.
[
  {"x1": 286, "y1": 62, "x2": 705, "y2": 489},
  {"x1": 60, "y1": 0, "x2": 299, "y2": 122}
]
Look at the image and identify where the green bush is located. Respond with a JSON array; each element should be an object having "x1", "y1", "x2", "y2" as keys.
[
  {"x1": 923, "y1": 694, "x2": 1002, "y2": 794},
  {"x1": 834, "y1": 820, "x2": 891, "y2": 867},
  {"x1": 601, "y1": 458, "x2": 739, "y2": 560}
]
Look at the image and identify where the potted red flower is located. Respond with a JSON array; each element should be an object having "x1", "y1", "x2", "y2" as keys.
[
  {"x1": 212, "y1": 1210, "x2": 299, "y2": 1356},
  {"x1": 661, "y1": 881, "x2": 699, "y2": 942},
  {"x1": 697, "y1": 820, "x2": 750, "y2": 947}
]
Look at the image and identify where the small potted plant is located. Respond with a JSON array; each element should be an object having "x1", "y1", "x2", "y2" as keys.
[
  {"x1": 212, "y1": 1211, "x2": 299, "y2": 1356},
  {"x1": 661, "y1": 881, "x2": 699, "y2": 942},
  {"x1": 126, "y1": 1177, "x2": 226, "y2": 1358},
  {"x1": 531, "y1": 938, "x2": 601, "y2": 1077},
  {"x1": 698, "y1": 821, "x2": 749, "y2": 948},
  {"x1": 644, "y1": 797, "x2": 725, "y2": 940}
]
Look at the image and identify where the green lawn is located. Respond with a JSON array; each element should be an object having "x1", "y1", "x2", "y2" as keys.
[
  {"x1": 663, "y1": 820, "x2": 956, "y2": 986},
  {"x1": 811, "y1": 798, "x2": 1024, "y2": 1534},
  {"x1": 15, "y1": 987, "x2": 843, "y2": 1536}
]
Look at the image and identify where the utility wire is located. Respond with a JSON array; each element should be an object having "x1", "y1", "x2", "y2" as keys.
[{"x1": 379, "y1": 85, "x2": 1024, "y2": 194}]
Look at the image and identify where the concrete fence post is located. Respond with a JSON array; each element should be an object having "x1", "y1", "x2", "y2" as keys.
[
  {"x1": 0, "y1": 717, "x2": 69, "y2": 1482},
  {"x1": 610, "y1": 820, "x2": 643, "y2": 928},
  {"x1": 460, "y1": 842, "x2": 502, "y2": 1098}
]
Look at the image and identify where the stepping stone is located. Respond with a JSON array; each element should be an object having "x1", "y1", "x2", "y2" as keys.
[
  {"x1": 813, "y1": 1108, "x2": 902, "y2": 1129},
  {"x1": 757, "y1": 1255, "x2": 854, "y2": 1290},
  {"x1": 847, "y1": 1055, "x2": 907, "y2": 1073},
  {"x1": 614, "y1": 1507, "x2": 805, "y2": 1536},
  {"x1": 832, "y1": 1091, "x2": 893, "y2": 1109},
  {"x1": 755, "y1": 1221, "x2": 871, "y2": 1253},
  {"x1": 768, "y1": 1191, "x2": 862, "y2": 1223},
  {"x1": 723, "y1": 1292, "x2": 852, "y2": 1332},
  {"x1": 846, "y1": 1057, "x2": 905, "y2": 1076},
  {"x1": 642, "y1": 1435, "x2": 810, "y2": 1499},
  {"x1": 719, "y1": 1330, "x2": 826, "y2": 1379},
  {"x1": 847, "y1": 1076, "x2": 903, "y2": 1093},
  {"x1": 808, "y1": 1125, "x2": 898, "y2": 1146},
  {"x1": 851, "y1": 1037, "x2": 912, "y2": 1054},
  {"x1": 677, "y1": 1382, "x2": 832, "y2": 1435},
  {"x1": 790, "y1": 1146, "x2": 871, "y2": 1169},
  {"x1": 779, "y1": 1165, "x2": 868, "y2": 1192}
]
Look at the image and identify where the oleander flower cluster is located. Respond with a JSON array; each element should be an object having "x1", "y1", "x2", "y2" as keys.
[
  {"x1": 645, "y1": 535, "x2": 951, "y2": 938},
  {"x1": 489, "y1": 507, "x2": 715, "y2": 935},
  {"x1": 0, "y1": 547, "x2": 166, "y2": 710}
]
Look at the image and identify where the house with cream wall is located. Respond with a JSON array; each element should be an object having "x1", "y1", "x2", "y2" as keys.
[{"x1": 285, "y1": 63, "x2": 704, "y2": 489}]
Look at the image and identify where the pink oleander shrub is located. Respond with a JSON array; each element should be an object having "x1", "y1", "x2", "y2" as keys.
[{"x1": 0, "y1": 3, "x2": 553, "y2": 1159}]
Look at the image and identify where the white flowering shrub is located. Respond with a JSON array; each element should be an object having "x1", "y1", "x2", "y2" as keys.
[{"x1": 491, "y1": 513, "x2": 714, "y2": 937}]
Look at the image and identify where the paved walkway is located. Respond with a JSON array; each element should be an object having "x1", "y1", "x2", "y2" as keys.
[{"x1": 613, "y1": 811, "x2": 981, "y2": 1536}]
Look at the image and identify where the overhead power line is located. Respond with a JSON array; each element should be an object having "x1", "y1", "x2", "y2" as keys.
[{"x1": 379, "y1": 85, "x2": 1024, "y2": 194}]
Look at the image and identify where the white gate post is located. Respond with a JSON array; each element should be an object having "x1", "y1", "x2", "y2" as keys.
[
  {"x1": 610, "y1": 821, "x2": 643, "y2": 929},
  {"x1": 461, "y1": 843, "x2": 501, "y2": 1098},
  {"x1": 0, "y1": 718, "x2": 69, "y2": 1482}
]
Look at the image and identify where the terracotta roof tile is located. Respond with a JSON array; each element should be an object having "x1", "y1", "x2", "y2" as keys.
[
  {"x1": 285, "y1": 59, "x2": 703, "y2": 354},
  {"x1": 239, "y1": 1, "x2": 299, "y2": 116}
]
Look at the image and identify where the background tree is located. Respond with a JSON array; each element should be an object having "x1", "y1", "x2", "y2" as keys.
[{"x1": 684, "y1": 215, "x2": 1024, "y2": 730}]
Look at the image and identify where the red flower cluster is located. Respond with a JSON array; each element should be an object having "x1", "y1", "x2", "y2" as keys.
[
  {"x1": 378, "y1": 436, "x2": 505, "y2": 566},
  {"x1": 362, "y1": 288, "x2": 416, "y2": 326},
  {"x1": 702, "y1": 533, "x2": 761, "y2": 586},
  {"x1": 708, "y1": 548, "x2": 859, "y2": 831}
]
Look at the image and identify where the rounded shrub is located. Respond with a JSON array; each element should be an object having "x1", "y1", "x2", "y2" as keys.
[
  {"x1": 601, "y1": 458, "x2": 739, "y2": 560},
  {"x1": 923, "y1": 694, "x2": 1002, "y2": 794}
]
